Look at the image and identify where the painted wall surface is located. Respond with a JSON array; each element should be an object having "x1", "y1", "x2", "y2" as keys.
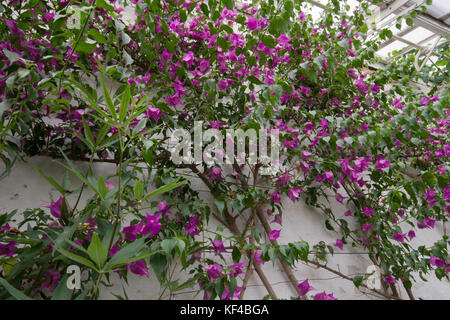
[{"x1": 1, "y1": 157, "x2": 449, "y2": 300}]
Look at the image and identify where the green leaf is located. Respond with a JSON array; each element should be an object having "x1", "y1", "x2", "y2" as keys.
[
  {"x1": 104, "y1": 250, "x2": 160, "y2": 271},
  {"x1": 83, "y1": 118, "x2": 95, "y2": 149},
  {"x1": 143, "y1": 177, "x2": 187, "y2": 201},
  {"x1": 2, "y1": 49, "x2": 22, "y2": 63},
  {"x1": 88, "y1": 29, "x2": 107, "y2": 44},
  {"x1": 232, "y1": 246, "x2": 241, "y2": 263},
  {"x1": 104, "y1": 238, "x2": 145, "y2": 267},
  {"x1": 87, "y1": 232, "x2": 108, "y2": 269},
  {"x1": 54, "y1": 245, "x2": 98, "y2": 271},
  {"x1": 353, "y1": 275, "x2": 363, "y2": 288},
  {"x1": 268, "y1": 247, "x2": 278, "y2": 262},
  {"x1": 131, "y1": 118, "x2": 147, "y2": 135},
  {"x1": 120, "y1": 31, "x2": 131, "y2": 46},
  {"x1": 293, "y1": 241, "x2": 309, "y2": 262},
  {"x1": 175, "y1": 237, "x2": 186, "y2": 254},
  {"x1": 161, "y1": 239, "x2": 177, "y2": 255},
  {"x1": 76, "y1": 42, "x2": 96, "y2": 54},
  {"x1": 99, "y1": 73, "x2": 116, "y2": 120},
  {"x1": 422, "y1": 172, "x2": 436, "y2": 187},
  {"x1": 62, "y1": 171, "x2": 71, "y2": 191},
  {"x1": 119, "y1": 85, "x2": 130, "y2": 122},
  {"x1": 57, "y1": 148, "x2": 100, "y2": 197},
  {"x1": 247, "y1": 75, "x2": 264, "y2": 85},
  {"x1": 150, "y1": 253, "x2": 168, "y2": 283},
  {"x1": 0, "y1": 278, "x2": 32, "y2": 300},
  {"x1": 215, "y1": 199, "x2": 225, "y2": 214},
  {"x1": 214, "y1": 277, "x2": 225, "y2": 297},
  {"x1": 261, "y1": 35, "x2": 277, "y2": 48},
  {"x1": 97, "y1": 175, "x2": 108, "y2": 198},
  {"x1": 134, "y1": 180, "x2": 144, "y2": 200},
  {"x1": 325, "y1": 220, "x2": 335, "y2": 231},
  {"x1": 222, "y1": 0, "x2": 234, "y2": 10},
  {"x1": 51, "y1": 274, "x2": 70, "y2": 300},
  {"x1": 0, "y1": 99, "x2": 12, "y2": 117},
  {"x1": 17, "y1": 68, "x2": 30, "y2": 79},
  {"x1": 29, "y1": 162, "x2": 65, "y2": 195},
  {"x1": 269, "y1": 16, "x2": 289, "y2": 35}
]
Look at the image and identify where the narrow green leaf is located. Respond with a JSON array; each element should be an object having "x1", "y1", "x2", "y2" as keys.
[
  {"x1": 54, "y1": 245, "x2": 98, "y2": 271},
  {"x1": 134, "y1": 180, "x2": 144, "y2": 200},
  {"x1": 119, "y1": 85, "x2": 130, "y2": 122},
  {"x1": 143, "y1": 178, "x2": 187, "y2": 201},
  {"x1": 29, "y1": 162, "x2": 65, "y2": 195},
  {"x1": 99, "y1": 73, "x2": 116, "y2": 120},
  {"x1": 0, "y1": 278, "x2": 32, "y2": 300},
  {"x1": 87, "y1": 232, "x2": 108, "y2": 269}
]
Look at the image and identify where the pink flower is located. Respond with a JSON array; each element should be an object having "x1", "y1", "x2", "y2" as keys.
[
  {"x1": 254, "y1": 249, "x2": 264, "y2": 264},
  {"x1": 211, "y1": 167, "x2": 222, "y2": 180},
  {"x1": 370, "y1": 84, "x2": 381, "y2": 93},
  {"x1": 297, "y1": 279, "x2": 315, "y2": 297},
  {"x1": 418, "y1": 216, "x2": 436, "y2": 229},
  {"x1": 375, "y1": 157, "x2": 391, "y2": 171},
  {"x1": 288, "y1": 187, "x2": 302, "y2": 202},
  {"x1": 268, "y1": 192, "x2": 281, "y2": 203},
  {"x1": 229, "y1": 262, "x2": 245, "y2": 277},
  {"x1": 205, "y1": 264, "x2": 223, "y2": 281},
  {"x1": 344, "y1": 210, "x2": 353, "y2": 216},
  {"x1": 314, "y1": 291, "x2": 337, "y2": 300},
  {"x1": 161, "y1": 47, "x2": 172, "y2": 63},
  {"x1": 38, "y1": 269, "x2": 61, "y2": 293},
  {"x1": 185, "y1": 216, "x2": 201, "y2": 236},
  {"x1": 430, "y1": 256, "x2": 445, "y2": 268},
  {"x1": 301, "y1": 150, "x2": 313, "y2": 160},
  {"x1": 268, "y1": 229, "x2": 280, "y2": 241},
  {"x1": 145, "y1": 106, "x2": 161, "y2": 122},
  {"x1": 408, "y1": 230, "x2": 416, "y2": 240},
  {"x1": 247, "y1": 17, "x2": 259, "y2": 30},
  {"x1": 127, "y1": 260, "x2": 150, "y2": 277},
  {"x1": 362, "y1": 207, "x2": 373, "y2": 218},
  {"x1": 362, "y1": 222, "x2": 374, "y2": 231},
  {"x1": 217, "y1": 79, "x2": 234, "y2": 90},
  {"x1": 444, "y1": 186, "x2": 450, "y2": 202},
  {"x1": 45, "y1": 196, "x2": 70, "y2": 219},
  {"x1": 212, "y1": 239, "x2": 227, "y2": 254},
  {"x1": 182, "y1": 51, "x2": 194, "y2": 67},
  {"x1": 277, "y1": 34, "x2": 291, "y2": 46},
  {"x1": 0, "y1": 241, "x2": 17, "y2": 257},
  {"x1": 425, "y1": 188, "x2": 436, "y2": 207},
  {"x1": 384, "y1": 275, "x2": 397, "y2": 286},
  {"x1": 392, "y1": 233, "x2": 406, "y2": 243},
  {"x1": 105, "y1": 181, "x2": 115, "y2": 190},
  {"x1": 142, "y1": 212, "x2": 162, "y2": 238},
  {"x1": 334, "y1": 239, "x2": 343, "y2": 250},
  {"x1": 335, "y1": 193, "x2": 347, "y2": 204},
  {"x1": 323, "y1": 171, "x2": 334, "y2": 184},
  {"x1": 122, "y1": 222, "x2": 143, "y2": 242},
  {"x1": 272, "y1": 214, "x2": 282, "y2": 225}
]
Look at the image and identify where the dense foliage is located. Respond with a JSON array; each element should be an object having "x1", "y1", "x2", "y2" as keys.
[{"x1": 0, "y1": 0, "x2": 448, "y2": 300}]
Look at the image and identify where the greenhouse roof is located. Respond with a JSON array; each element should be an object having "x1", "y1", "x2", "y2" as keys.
[{"x1": 308, "y1": 0, "x2": 449, "y2": 69}]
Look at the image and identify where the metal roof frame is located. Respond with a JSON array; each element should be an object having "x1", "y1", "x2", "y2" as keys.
[{"x1": 307, "y1": 0, "x2": 450, "y2": 69}]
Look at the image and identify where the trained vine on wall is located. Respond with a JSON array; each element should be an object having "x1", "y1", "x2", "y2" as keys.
[{"x1": 0, "y1": 0, "x2": 448, "y2": 300}]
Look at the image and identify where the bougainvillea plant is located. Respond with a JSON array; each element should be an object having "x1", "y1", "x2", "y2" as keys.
[{"x1": 0, "y1": 0, "x2": 448, "y2": 300}]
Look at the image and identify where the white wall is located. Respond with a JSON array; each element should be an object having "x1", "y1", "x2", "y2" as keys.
[{"x1": 1, "y1": 156, "x2": 449, "y2": 300}]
